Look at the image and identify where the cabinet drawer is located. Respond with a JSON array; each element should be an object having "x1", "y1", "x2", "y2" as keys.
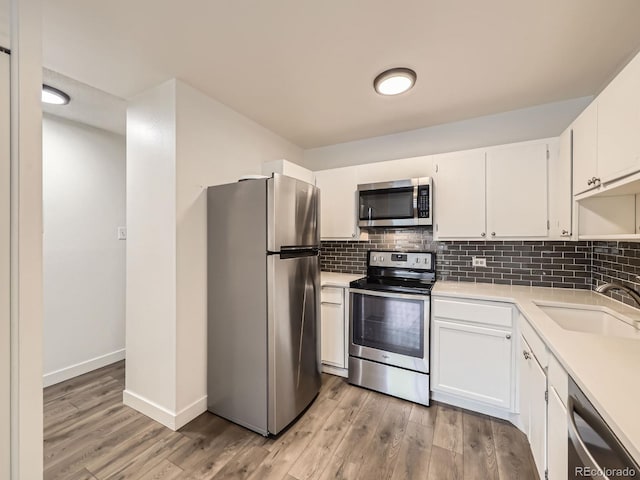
[
  {"x1": 433, "y1": 297, "x2": 513, "y2": 328},
  {"x1": 321, "y1": 286, "x2": 343, "y2": 305}
]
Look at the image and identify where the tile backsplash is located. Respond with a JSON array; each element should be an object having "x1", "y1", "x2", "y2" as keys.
[{"x1": 321, "y1": 228, "x2": 640, "y2": 302}]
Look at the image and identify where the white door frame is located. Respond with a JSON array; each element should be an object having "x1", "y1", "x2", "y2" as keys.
[{"x1": 0, "y1": 49, "x2": 11, "y2": 480}]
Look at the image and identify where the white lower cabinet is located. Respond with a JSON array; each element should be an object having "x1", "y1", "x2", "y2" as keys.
[
  {"x1": 520, "y1": 334, "x2": 547, "y2": 480},
  {"x1": 519, "y1": 316, "x2": 570, "y2": 480},
  {"x1": 547, "y1": 387, "x2": 568, "y2": 480},
  {"x1": 320, "y1": 286, "x2": 348, "y2": 375},
  {"x1": 431, "y1": 296, "x2": 515, "y2": 413},
  {"x1": 432, "y1": 320, "x2": 513, "y2": 408}
]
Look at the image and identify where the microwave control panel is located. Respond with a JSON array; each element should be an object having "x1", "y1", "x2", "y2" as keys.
[{"x1": 417, "y1": 185, "x2": 430, "y2": 218}]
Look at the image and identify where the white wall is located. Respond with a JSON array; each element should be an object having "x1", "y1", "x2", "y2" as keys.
[
  {"x1": 125, "y1": 80, "x2": 178, "y2": 422},
  {"x1": 303, "y1": 97, "x2": 591, "y2": 171},
  {"x1": 42, "y1": 115, "x2": 126, "y2": 386},
  {"x1": 174, "y1": 81, "x2": 302, "y2": 418},
  {"x1": 125, "y1": 78, "x2": 302, "y2": 429}
]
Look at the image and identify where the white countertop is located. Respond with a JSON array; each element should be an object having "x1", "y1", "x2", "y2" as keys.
[
  {"x1": 433, "y1": 281, "x2": 640, "y2": 462},
  {"x1": 320, "y1": 272, "x2": 362, "y2": 288}
]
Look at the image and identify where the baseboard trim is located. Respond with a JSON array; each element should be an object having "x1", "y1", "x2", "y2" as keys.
[
  {"x1": 122, "y1": 390, "x2": 207, "y2": 431},
  {"x1": 43, "y1": 349, "x2": 126, "y2": 387},
  {"x1": 321, "y1": 364, "x2": 348, "y2": 378},
  {"x1": 431, "y1": 390, "x2": 520, "y2": 426},
  {"x1": 175, "y1": 396, "x2": 208, "y2": 429}
]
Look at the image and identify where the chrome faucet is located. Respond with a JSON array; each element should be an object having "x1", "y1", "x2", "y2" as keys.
[{"x1": 595, "y1": 282, "x2": 640, "y2": 307}]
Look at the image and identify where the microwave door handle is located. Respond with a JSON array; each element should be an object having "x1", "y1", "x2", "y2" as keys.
[{"x1": 567, "y1": 397, "x2": 611, "y2": 480}]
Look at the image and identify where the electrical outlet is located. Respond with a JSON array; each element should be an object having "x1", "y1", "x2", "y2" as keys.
[
  {"x1": 117, "y1": 226, "x2": 127, "y2": 240},
  {"x1": 472, "y1": 256, "x2": 487, "y2": 267}
]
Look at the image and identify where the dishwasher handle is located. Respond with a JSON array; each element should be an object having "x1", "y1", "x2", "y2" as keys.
[{"x1": 567, "y1": 396, "x2": 611, "y2": 480}]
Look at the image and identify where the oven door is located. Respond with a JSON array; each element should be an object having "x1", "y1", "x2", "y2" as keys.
[{"x1": 349, "y1": 288, "x2": 429, "y2": 373}]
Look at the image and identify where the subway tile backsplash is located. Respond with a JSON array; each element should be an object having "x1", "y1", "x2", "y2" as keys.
[{"x1": 321, "y1": 228, "x2": 640, "y2": 301}]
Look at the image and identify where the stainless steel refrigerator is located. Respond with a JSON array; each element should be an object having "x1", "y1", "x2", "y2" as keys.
[{"x1": 207, "y1": 173, "x2": 321, "y2": 436}]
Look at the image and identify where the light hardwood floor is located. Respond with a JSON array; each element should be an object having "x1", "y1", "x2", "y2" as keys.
[{"x1": 43, "y1": 361, "x2": 537, "y2": 480}]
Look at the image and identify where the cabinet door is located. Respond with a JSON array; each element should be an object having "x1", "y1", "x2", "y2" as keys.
[
  {"x1": 521, "y1": 335, "x2": 547, "y2": 480},
  {"x1": 548, "y1": 132, "x2": 572, "y2": 238},
  {"x1": 597, "y1": 52, "x2": 640, "y2": 184},
  {"x1": 572, "y1": 102, "x2": 598, "y2": 195},
  {"x1": 529, "y1": 354, "x2": 547, "y2": 480},
  {"x1": 356, "y1": 155, "x2": 433, "y2": 184},
  {"x1": 486, "y1": 141, "x2": 548, "y2": 238},
  {"x1": 315, "y1": 167, "x2": 358, "y2": 239},
  {"x1": 432, "y1": 319, "x2": 513, "y2": 409},
  {"x1": 547, "y1": 388, "x2": 568, "y2": 480},
  {"x1": 433, "y1": 150, "x2": 486, "y2": 239},
  {"x1": 320, "y1": 287, "x2": 345, "y2": 367}
]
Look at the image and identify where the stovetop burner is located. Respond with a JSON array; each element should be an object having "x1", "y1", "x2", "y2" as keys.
[
  {"x1": 349, "y1": 250, "x2": 436, "y2": 295},
  {"x1": 349, "y1": 276, "x2": 434, "y2": 295}
]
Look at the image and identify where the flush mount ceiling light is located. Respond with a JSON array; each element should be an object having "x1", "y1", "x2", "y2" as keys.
[
  {"x1": 373, "y1": 68, "x2": 417, "y2": 96},
  {"x1": 42, "y1": 84, "x2": 70, "y2": 105}
]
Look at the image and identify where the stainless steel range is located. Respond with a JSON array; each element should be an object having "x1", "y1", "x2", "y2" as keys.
[{"x1": 348, "y1": 250, "x2": 435, "y2": 406}]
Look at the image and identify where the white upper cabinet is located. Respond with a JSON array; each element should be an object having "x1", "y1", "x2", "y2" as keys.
[
  {"x1": 597, "y1": 52, "x2": 640, "y2": 184},
  {"x1": 486, "y1": 141, "x2": 549, "y2": 238},
  {"x1": 572, "y1": 102, "x2": 599, "y2": 195},
  {"x1": 315, "y1": 166, "x2": 359, "y2": 240},
  {"x1": 355, "y1": 155, "x2": 433, "y2": 184},
  {"x1": 434, "y1": 149, "x2": 486, "y2": 239},
  {"x1": 435, "y1": 139, "x2": 551, "y2": 240},
  {"x1": 548, "y1": 132, "x2": 572, "y2": 238}
]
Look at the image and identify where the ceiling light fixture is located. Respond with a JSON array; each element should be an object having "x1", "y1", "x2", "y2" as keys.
[
  {"x1": 373, "y1": 68, "x2": 417, "y2": 96},
  {"x1": 42, "y1": 84, "x2": 70, "y2": 105}
]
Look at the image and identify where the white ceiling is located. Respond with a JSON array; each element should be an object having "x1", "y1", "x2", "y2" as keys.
[{"x1": 42, "y1": 0, "x2": 640, "y2": 148}]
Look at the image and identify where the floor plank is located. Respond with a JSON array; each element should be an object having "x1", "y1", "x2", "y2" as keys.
[
  {"x1": 491, "y1": 418, "x2": 538, "y2": 480},
  {"x1": 409, "y1": 402, "x2": 438, "y2": 429},
  {"x1": 390, "y1": 420, "x2": 434, "y2": 480},
  {"x1": 462, "y1": 412, "x2": 499, "y2": 480},
  {"x1": 433, "y1": 404, "x2": 464, "y2": 455},
  {"x1": 44, "y1": 363, "x2": 537, "y2": 480},
  {"x1": 136, "y1": 460, "x2": 183, "y2": 480},
  {"x1": 317, "y1": 391, "x2": 389, "y2": 480},
  {"x1": 428, "y1": 445, "x2": 463, "y2": 480},
  {"x1": 355, "y1": 397, "x2": 412, "y2": 480},
  {"x1": 288, "y1": 386, "x2": 367, "y2": 480},
  {"x1": 246, "y1": 394, "x2": 341, "y2": 480}
]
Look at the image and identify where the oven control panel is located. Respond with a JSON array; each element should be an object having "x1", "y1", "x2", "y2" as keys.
[{"x1": 368, "y1": 251, "x2": 434, "y2": 270}]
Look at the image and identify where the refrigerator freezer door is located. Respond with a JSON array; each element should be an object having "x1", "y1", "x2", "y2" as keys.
[
  {"x1": 267, "y1": 252, "x2": 321, "y2": 434},
  {"x1": 267, "y1": 174, "x2": 319, "y2": 251}
]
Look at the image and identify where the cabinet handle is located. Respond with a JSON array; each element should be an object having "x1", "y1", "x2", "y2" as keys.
[
  {"x1": 481, "y1": 232, "x2": 486, "y2": 237},
  {"x1": 505, "y1": 334, "x2": 511, "y2": 340},
  {"x1": 523, "y1": 350, "x2": 531, "y2": 360},
  {"x1": 561, "y1": 229, "x2": 569, "y2": 236},
  {"x1": 587, "y1": 178, "x2": 594, "y2": 186},
  {"x1": 594, "y1": 177, "x2": 601, "y2": 185},
  {"x1": 352, "y1": 233, "x2": 356, "y2": 238},
  {"x1": 491, "y1": 232, "x2": 496, "y2": 237}
]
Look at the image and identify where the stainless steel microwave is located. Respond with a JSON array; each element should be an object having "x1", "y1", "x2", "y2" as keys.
[{"x1": 357, "y1": 177, "x2": 433, "y2": 227}]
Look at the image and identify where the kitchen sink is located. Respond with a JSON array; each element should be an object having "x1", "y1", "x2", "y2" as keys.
[{"x1": 534, "y1": 302, "x2": 640, "y2": 340}]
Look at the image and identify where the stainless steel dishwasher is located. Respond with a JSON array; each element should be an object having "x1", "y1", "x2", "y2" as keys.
[{"x1": 568, "y1": 377, "x2": 639, "y2": 479}]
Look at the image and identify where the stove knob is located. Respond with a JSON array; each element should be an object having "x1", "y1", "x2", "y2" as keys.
[
  {"x1": 380, "y1": 256, "x2": 384, "y2": 262},
  {"x1": 372, "y1": 255, "x2": 377, "y2": 262}
]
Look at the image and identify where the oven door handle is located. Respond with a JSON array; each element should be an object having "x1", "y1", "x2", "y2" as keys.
[
  {"x1": 567, "y1": 396, "x2": 611, "y2": 480},
  {"x1": 349, "y1": 288, "x2": 428, "y2": 301}
]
